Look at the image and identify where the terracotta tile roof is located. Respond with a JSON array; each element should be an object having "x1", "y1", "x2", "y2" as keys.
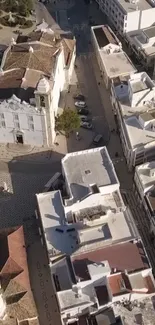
[
  {"x1": 0, "y1": 226, "x2": 31, "y2": 292},
  {"x1": 1, "y1": 31, "x2": 75, "y2": 92},
  {"x1": 0, "y1": 226, "x2": 38, "y2": 325},
  {"x1": 22, "y1": 69, "x2": 45, "y2": 89},
  {"x1": 62, "y1": 38, "x2": 75, "y2": 67},
  {"x1": 144, "y1": 275, "x2": 155, "y2": 293},
  {"x1": 72, "y1": 241, "x2": 149, "y2": 281},
  {"x1": 0, "y1": 69, "x2": 25, "y2": 89},
  {"x1": 102, "y1": 25, "x2": 118, "y2": 45},
  {"x1": 16, "y1": 31, "x2": 75, "y2": 67},
  {"x1": 108, "y1": 273, "x2": 131, "y2": 296},
  {"x1": 3, "y1": 43, "x2": 58, "y2": 76}
]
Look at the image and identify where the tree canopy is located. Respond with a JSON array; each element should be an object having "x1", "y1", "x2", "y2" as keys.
[
  {"x1": 2, "y1": 0, "x2": 33, "y2": 16},
  {"x1": 55, "y1": 109, "x2": 80, "y2": 137}
]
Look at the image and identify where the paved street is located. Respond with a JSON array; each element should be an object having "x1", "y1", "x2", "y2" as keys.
[{"x1": 0, "y1": 1, "x2": 155, "y2": 324}]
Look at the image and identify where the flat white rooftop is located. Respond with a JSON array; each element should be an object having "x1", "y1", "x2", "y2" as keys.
[
  {"x1": 72, "y1": 207, "x2": 139, "y2": 256},
  {"x1": 100, "y1": 51, "x2": 136, "y2": 79},
  {"x1": 77, "y1": 210, "x2": 136, "y2": 246},
  {"x1": 124, "y1": 114, "x2": 155, "y2": 149},
  {"x1": 118, "y1": 0, "x2": 152, "y2": 13},
  {"x1": 65, "y1": 191, "x2": 124, "y2": 215},
  {"x1": 36, "y1": 191, "x2": 79, "y2": 256},
  {"x1": 57, "y1": 285, "x2": 97, "y2": 311},
  {"x1": 36, "y1": 190, "x2": 139, "y2": 258},
  {"x1": 127, "y1": 26, "x2": 155, "y2": 57},
  {"x1": 62, "y1": 147, "x2": 119, "y2": 202},
  {"x1": 113, "y1": 72, "x2": 155, "y2": 119},
  {"x1": 136, "y1": 161, "x2": 155, "y2": 191}
]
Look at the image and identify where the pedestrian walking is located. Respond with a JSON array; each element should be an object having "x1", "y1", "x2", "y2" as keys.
[{"x1": 76, "y1": 131, "x2": 80, "y2": 141}]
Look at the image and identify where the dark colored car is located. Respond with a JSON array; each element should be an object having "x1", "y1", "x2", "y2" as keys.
[
  {"x1": 93, "y1": 134, "x2": 103, "y2": 145},
  {"x1": 77, "y1": 108, "x2": 89, "y2": 115},
  {"x1": 73, "y1": 94, "x2": 85, "y2": 101}
]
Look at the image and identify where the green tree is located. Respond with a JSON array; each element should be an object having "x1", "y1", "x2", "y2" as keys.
[
  {"x1": 55, "y1": 109, "x2": 80, "y2": 137},
  {"x1": 19, "y1": 0, "x2": 33, "y2": 16}
]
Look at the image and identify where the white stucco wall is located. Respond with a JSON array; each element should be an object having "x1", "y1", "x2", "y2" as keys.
[
  {"x1": 140, "y1": 8, "x2": 155, "y2": 29},
  {"x1": 0, "y1": 98, "x2": 47, "y2": 147},
  {"x1": 52, "y1": 51, "x2": 66, "y2": 116},
  {"x1": 67, "y1": 46, "x2": 76, "y2": 84},
  {"x1": 126, "y1": 11, "x2": 140, "y2": 33}
]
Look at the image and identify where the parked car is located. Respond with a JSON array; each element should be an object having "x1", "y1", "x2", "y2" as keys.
[
  {"x1": 75, "y1": 101, "x2": 87, "y2": 108},
  {"x1": 80, "y1": 122, "x2": 93, "y2": 130},
  {"x1": 80, "y1": 115, "x2": 89, "y2": 122},
  {"x1": 93, "y1": 134, "x2": 103, "y2": 145},
  {"x1": 77, "y1": 108, "x2": 89, "y2": 115},
  {"x1": 73, "y1": 94, "x2": 85, "y2": 101}
]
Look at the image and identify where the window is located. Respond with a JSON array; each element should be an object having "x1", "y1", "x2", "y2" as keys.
[
  {"x1": 28, "y1": 116, "x2": 34, "y2": 131},
  {"x1": 28, "y1": 115, "x2": 33, "y2": 122},
  {"x1": 29, "y1": 123, "x2": 34, "y2": 131},
  {"x1": 0, "y1": 113, "x2": 5, "y2": 128},
  {"x1": 15, "y1": 121, "x2": 20, "y2": 129},
  {"x1": 0, "y1": 113, "x2": 4, "y2": 119},
  {"x1": 14, "y1": 114, "x2": 19, "y2": 120},
  {"x1": 40, "y1": 96, "x2": 45, "y2": 107},
  {"x1": 1, "y1": 121, "x2": 6, "y2": 128}
]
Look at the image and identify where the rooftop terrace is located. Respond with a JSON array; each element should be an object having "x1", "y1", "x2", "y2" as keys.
[
  {"x1": 136, "y1": 161, "x2": 155, "y2": 191},
  {"x1": 100, "y1": 51, "x2": 136, "y2": 79},
  {"x1": 127, "y1": 26, "x2": 155, "y2": 57},
  {"x1": 36, "y1": 190, "x2": 138, "y2": 258},
  {"x1": 92, "y1": 25, "x2": 119, "y2": 49},
  {"x1": 114, "y1": 296, "x2": 155, "y2": 325}
]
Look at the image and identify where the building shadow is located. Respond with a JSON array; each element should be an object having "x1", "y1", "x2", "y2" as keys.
[{"x1": 0, "y1": 150, "x2": 63, "y2": 230}]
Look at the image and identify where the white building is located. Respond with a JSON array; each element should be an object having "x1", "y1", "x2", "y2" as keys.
[
  {"x1": 95, "y1": 0, "x2": 155, "y2": 35},
  {"x1": 111, "y1": 71, "x2": 155, "y2": 169},
  {"x1": 126, "y1": 26, "x2": 155, "y2": 69},
  {"x1": 0, "y1": 29, "x2": 76, "y2": 147},
  {"x1": 91, "y1": 25, "x2": 136, "y2": 88},
  {"x1": 52, "y1": 239, "x2": 155, "y2": 325},
  {"x1": 35, "y1": 147, "x2": 155, "y2": 323},
  {"x1": 134, "y1": 161, "x2": 155, "y2": 235}
]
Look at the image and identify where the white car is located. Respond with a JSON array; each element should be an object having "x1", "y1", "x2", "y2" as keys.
[
  {"x1": 80, "y1": 121, "x2": 93, "y2": 130},
  {"x1": 75, "y1": 101, "x2": 87, "y2": 108}
]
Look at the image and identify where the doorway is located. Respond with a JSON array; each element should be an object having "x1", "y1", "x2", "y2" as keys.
[{"x1": 16, "y1": 134, "x2": 23, "y2": 144}]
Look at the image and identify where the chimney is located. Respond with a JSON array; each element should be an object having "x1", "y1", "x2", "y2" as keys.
[
  {"x1": 76, "y1": 286, "x2": 82, "y2": 298},
  {"x1": 29, "y1": 46, "x2": 34, "y2": 53},
  {"x1": 22, "y1": 77, "x2": 26, "y2": 82},
  {"x1": 11, "y1": 37, "x2": 16, "y2": 45}
]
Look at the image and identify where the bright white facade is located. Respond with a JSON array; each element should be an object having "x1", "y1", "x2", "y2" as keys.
[
  {"x1": 134, "y1": 161, "x2": 155, "y2": 235},
  {"x1": 111, "y1": 71, "x2": 155, "y2": 169},
  {"x1": 95, "y1": 0, "x2": 155, "y2": 35},
  {"x1": 91, "y1": 25, "x2": 136, "y2": 88},
  {"x1": 35, "y1": 147, "x2": 155, "y2": 324},
  {"x1": 0, "y1": 29, "x2": 76, "y2": 147},
  {"x1": 126, "y1": 26, "x2": 155, "y2": 69}
]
